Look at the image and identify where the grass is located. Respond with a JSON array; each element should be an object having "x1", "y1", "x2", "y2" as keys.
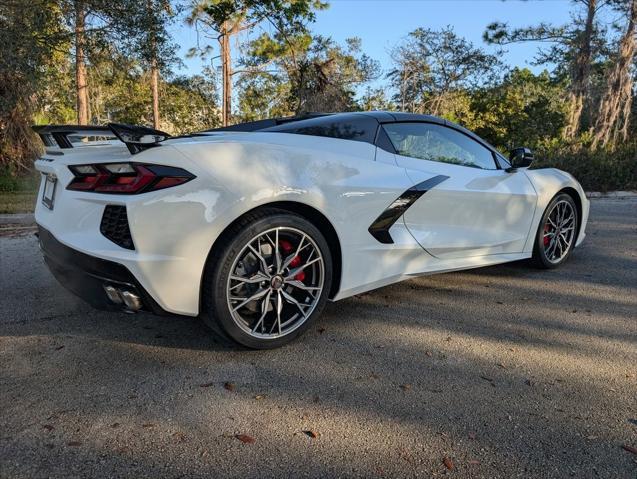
[
  {"x1": 0, "y1": 169, "x2": 39, "y2": 214},
  {"x1": 0, "y1": 191, "x2": 38, "y2": 214}
]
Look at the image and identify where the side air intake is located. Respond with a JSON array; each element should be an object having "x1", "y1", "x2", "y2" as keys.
[{"x1": 100, "y1": 205, "x2": 134, "y2": 250}]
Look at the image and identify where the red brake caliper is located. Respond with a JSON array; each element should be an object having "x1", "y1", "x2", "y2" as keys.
[
  {"x1": 279, "y1": 240, "x2": 305, "y2": 281},
  {"x1": 543, "y1": 224, "x2": 551, "y2": 247}
]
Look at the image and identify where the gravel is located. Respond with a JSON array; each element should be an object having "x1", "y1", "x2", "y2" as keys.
[{"x1": 1, "y1": 198, "x2": 636, "y2": 478}]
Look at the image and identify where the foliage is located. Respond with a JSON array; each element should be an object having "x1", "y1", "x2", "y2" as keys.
[
  {"x1": 388, "y1": 27, "x2": 502, "y2": 115},
  {"x1": 122, "y1": 0, "x2": 181, "y2": 74},
  {"x1": 533, "y1": 140, "x2": 637, "y2": 192},
  {"x1": 484, "y1": 15, "x2": 608, "y2": 79},
  {"x1": 32, "y1": 46, "x2": 220, "y2": 134},
  {"x1": 0, "y1": 0, "x2": 635, "y2": 193},
  {"x1": 469, "y1": 68, "x2": 569, "y2": 151},
  {"x1": 591, "y1": 0, "x2": 636, "y2": 147},
  {"x1": 483, "y1": 0, "x2": 636, "y2": 142},
  {"x1": 238, "y1": 75, "x2": 292, "y2": 120},
  {"x1": 238, "y1": 34, "x2": 380, "y2": 116},
  {"x1": 289, "y1": 36, "x2": 381, "y2": 113},
  {"x1": 194, "y1": 0, "x2": 327, "y2": 32},
  {"x1": 0, "y1": 1, "x2": 68, "y2": 173},
  {"x1": 96, "y1": 58, "x2": 219, "y2": 133},
  {"x1": 187, "y1": 0, "x2": 327, "y2": 123},
  {"x1": 359, "y1": 87, "x2": 395, "y2": 112},
  {"x1": 162, "y1": 75, "x2": 221, "y2": 133},
  {"x1": 0, "y1": 166, "x2": 39, "y2": 213}
]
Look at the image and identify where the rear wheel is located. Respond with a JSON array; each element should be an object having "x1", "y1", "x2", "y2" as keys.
[
  {"x1": 532, "y1": 193, "x2": 578, "y2": 269},
  {"x1": 202, "y1": 209, "x2": 332, "y2": 349}
]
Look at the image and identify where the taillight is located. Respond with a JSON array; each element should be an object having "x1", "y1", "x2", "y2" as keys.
[{"x1": 67, "y1": 163, "x2": 194, "y2": 194}]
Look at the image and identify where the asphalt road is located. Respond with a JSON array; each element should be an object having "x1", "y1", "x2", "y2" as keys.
[{"x1": 1, "y1": 198, "x2": 636, "y2": 479}]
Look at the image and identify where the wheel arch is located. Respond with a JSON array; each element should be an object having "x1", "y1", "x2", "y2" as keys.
[
  {"x1": 202, "y1": 201, "x2": 343, "y2": 302},
  {"x1": 558, "y1": 186, "x2": 583, "y2": 239}
]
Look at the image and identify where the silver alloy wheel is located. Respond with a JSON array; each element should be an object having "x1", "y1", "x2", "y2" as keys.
[
  {"x1": 542, "y1": 199, "x2": 576, "y2": 264},
  {"x1": 226, "y1": 227, "x2": 325, "y2": 339}
]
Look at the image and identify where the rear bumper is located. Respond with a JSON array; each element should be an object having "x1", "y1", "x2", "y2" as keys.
[{"x1": 37, "y1": 225, "x2": 168, "y2": 315}]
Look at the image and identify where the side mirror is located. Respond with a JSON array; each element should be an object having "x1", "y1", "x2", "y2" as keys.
[{"x1": 509, "y1": 147, "x2": 534, "y2": 169}]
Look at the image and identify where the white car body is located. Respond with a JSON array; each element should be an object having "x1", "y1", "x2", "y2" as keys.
[{"x1": 34, "y1": 113, "x2": 589, "y2": 317}]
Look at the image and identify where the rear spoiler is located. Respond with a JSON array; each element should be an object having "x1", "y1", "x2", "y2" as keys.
[{"x1": 32, "y1": 123, "x2": 171, "y2": 155}]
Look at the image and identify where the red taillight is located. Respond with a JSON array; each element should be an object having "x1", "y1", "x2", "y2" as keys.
[
  {"x1": 67, "y1": 163, "x2": 194, "y2": 194},
  {"x1": 151, "y1": 176, "x2": 191, "y2": 190},
  {"x1": 113, "y1": 176, "x2": 136, "y2": 185}
]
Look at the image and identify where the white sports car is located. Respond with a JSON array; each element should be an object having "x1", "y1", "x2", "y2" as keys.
[{"x1": 34, "y1": 112, "x2": 589, "y2": 348}]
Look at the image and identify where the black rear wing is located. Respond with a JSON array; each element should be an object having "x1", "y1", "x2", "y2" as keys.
[{"x1": 33, "y1": 123, "x2": 171, "y2": 154}]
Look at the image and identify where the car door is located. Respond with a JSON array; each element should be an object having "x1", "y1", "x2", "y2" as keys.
[{"x1": 382, "y1": 122, "x2": 537, "y2": 259}]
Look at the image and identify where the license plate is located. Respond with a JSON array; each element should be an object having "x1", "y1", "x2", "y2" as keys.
[{"x1": 42, "y1": 173, "x2": 57, "y2": 210}]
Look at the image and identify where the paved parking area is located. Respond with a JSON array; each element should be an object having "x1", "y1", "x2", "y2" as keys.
[{"x1": 1, "y1": 198, "x2": 636, "y2": 478}]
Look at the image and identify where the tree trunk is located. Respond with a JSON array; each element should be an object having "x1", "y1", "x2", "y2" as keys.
[
  {"x1": 150, "y1": 59, "x2": 160, "y2": 129},
  {"x1": 75, "y1": 1, "x2": 89, "y2": 125},
  {"x1": 564, "y1": 0, "x2": 597, "y2": 138},
  {"x1": 148, "y1": 0, "x2": 160, "y2": 129},
  {"x1": 592, "y1": 0, "x2": 636, "y2": 149},
  {"x1": 221, "y1": 21, "x2": 232, "y2": 127}
]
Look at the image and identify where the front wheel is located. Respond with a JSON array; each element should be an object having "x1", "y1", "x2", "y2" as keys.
[
  {"x1": 202, "y1": 209, "x2": 332, "y2": 349},
  {"x1": 532, "y1": 193, "x2": 579, "y2": 269}
]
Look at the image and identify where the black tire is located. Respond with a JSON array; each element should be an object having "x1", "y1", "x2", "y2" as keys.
[
  {"x1": 201, "y1": 208, "x2": 333, "y2": 349},
  {"x1": 531, "y1": 193, "x2": 579, "y2": 269}
]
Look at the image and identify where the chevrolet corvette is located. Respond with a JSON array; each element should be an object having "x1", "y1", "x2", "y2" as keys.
[{"x1": 33, "y1": 112, "x2": 589, "y2": 348}]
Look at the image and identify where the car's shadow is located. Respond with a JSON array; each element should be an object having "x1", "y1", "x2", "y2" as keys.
[{"x1": 5, "y1": 246, "x2": 634, "y2": 355}]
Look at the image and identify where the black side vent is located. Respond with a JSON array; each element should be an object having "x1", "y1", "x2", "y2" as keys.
[{"x1": 100, "y1": 205, "x2": 134, "y2": 250}]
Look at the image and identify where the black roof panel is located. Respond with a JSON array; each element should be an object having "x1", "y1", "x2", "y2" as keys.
[
  {"x1": 261, "y1": 112, "x2": 379, "y2": 144},
  {"x1": 204, "y1": 113, "x2": 330, "y2": 133},
  {"x1": 203, "y1": 111, "x2": 499, "y2": 154}
]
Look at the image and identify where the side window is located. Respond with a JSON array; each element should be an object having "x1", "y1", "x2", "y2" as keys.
[{"x1": 383, "y1": 123, "x2": 497, "y2": 170}]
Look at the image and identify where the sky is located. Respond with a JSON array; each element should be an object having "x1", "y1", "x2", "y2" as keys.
[{"x1": 171, "y1": 0, "x2": 579, "y2": 89}]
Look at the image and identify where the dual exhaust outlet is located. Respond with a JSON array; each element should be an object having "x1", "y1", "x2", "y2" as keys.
[{"x1": 103, "y1": 285, "x2": 142, "y2": 312}]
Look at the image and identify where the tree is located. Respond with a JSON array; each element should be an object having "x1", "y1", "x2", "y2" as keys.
[
  {"x1": 592, "y1": 0, "x2": 637, "y2": 147},
  {"x1": 238, "y1": 75, "x2": 290, "y2": 120},
  {"x1": 59, "y1": 0, "x2": 146, "y2": 124},
  {"x1": 187, "y1": 0, "x2": 326, "y2": 125},
  {"x1": 484, "y1": 0, "x2": 609, "y2": 138},
  {"x1": 125, "y1": 0, "x2": 180, "y2": 129},
  {"x1": 470, "y1": 68, "x2": 569, "y2": 151},
  {"x1": 187, "y1": 1, "x2": 243, "y2": 126},
  {"x1": 238, "y1": 34, "x2": 379, "y2": 116},
  {"x1": 78, "y1": 49, "x2": 220, "y2": 133},
  {"x1": 0, "y1": 0, "x2": 67, "y2": 172},
  {"x1": 162, "y1": 74, "x2": 221, "y2": 133},
  {"x1": 289, "y1": 36, "x2": 380, "y2": 112},
  {"x1": 359, "y1": 87, "x2": 395, "y2": 112},
  {"x1": 73, "y1": 1, "x2": 89, "y2": 124},
  {"x1": 237, "y1": 30, "x2": 312, "y2": 117},
  {"x1": 388, "y1": 27, "x2": 501, "y2": 116},
  {"x1": 569, "y1": 0, "x2": 600, "y2": 138}
]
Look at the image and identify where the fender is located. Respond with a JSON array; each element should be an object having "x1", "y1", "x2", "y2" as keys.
[{"x1": 523, "y1": 168, "x2": 589, "y2": 252}]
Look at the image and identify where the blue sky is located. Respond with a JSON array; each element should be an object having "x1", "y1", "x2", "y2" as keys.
[{"x1": 171, "y1": 0, "x2": 577, "y2": 85}]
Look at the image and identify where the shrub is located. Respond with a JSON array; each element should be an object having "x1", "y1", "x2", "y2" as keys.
[
  {"x1": 0, "y1": 166, "x2": 39, "y2": 193},
  {"x1": 533, "y1": 141, "x2": 637, "y2": 192}
]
